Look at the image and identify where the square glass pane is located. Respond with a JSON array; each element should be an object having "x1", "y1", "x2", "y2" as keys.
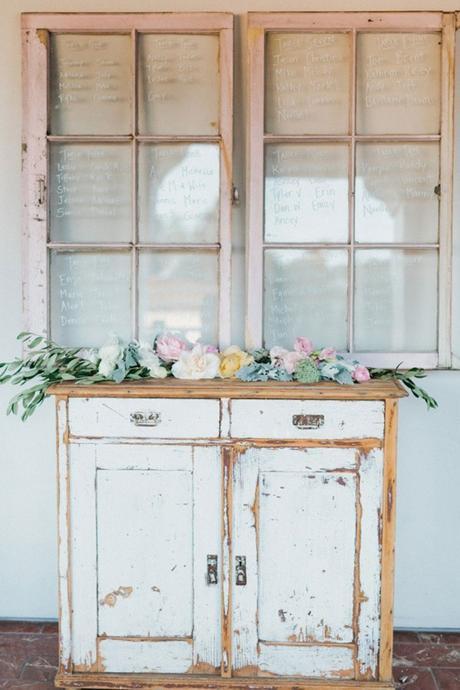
[
  {"x1": 50, "y1": 34, "x2": 132, "y2": 135},
  {"x1": 356, "y1": 33, "x2": 441, "y2": 135},
  {"x1": 50, "y1": 251, "x2": 131, "y2": 346},
  {"x1": 264, "y1": 249, "x2": 349, "y2": 350},
  {"x1": 138, "y1": 144, "x2": 219, "y2": 243},
  {"x1": 139, "y1": 250, "x2": 218, "y2": 344},
  {"x1": 265, "y1": 144, "x2": 349, "y2": 243},
  {"x1": 354, "y1": 249, "x2": 438, "y2": 351},
  {"x1": 49, "y1": 143, "x2": 131, "y2": 243},
  {"x1": 355, "y1": 143, "x2": 439, "y2": 244},
  {"x1": 265, "y1": 33, "x2": 350, "y2": 135},
  {"x1": 138, "y1": 34, "x2": 219, "y2": 135}
]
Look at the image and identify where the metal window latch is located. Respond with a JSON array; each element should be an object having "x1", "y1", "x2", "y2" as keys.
[
  {"x1": 231, "y1": 185, "x2": 240, "y2": 206},
  {"x1": 292, "y1": 414, "x2": 325, "y2": 430},
  {"x1": 207, "y1": 555, "x2": 218, "y2": 585},
  {"x1": 434, "y1": 184, "x2": 441, "y2": 197},
  {"x1": 235, "y1": 556, "x2": 247, "y2": 586},
  {"x1": 129, "y1": 411, "x2": 161, "y2": 427},
  {"x1": 36, "y1": 175, "x2": 46, "y2": 206}
]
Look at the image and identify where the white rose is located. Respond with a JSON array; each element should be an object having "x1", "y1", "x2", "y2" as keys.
[
  {"x1": 98, "y1": 341, "x2": 122, "y2": 378},
  {"x1": 137, "y1": 342, "x2": 167, "y2": 379},
  {"x1": 172, "y1": 344, "x2": 220, "y2": 380},
  {"x1": 78, "y1": 347, "x2": 99, "y2": 365}
]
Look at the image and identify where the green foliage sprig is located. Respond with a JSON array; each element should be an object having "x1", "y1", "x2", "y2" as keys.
[{"x1": 370, "y1": 365, "x2": 438, "y2": 410}]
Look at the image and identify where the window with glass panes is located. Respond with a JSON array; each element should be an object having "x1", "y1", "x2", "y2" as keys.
[
  {"x1": 246, "y1": 12, "x2": 455, "y2": 368},
  {"x1": 22, "y1": 13, "x2": 233, "y2": 348}
]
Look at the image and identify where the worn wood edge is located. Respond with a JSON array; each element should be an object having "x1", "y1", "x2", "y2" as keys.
[
  {"x1": 47, "y1": 380, "x2": 407, "y2": 399},
  {"x1": 55, "y1": 671, "x2": 395, "y2": 689},
  {"x1": 378, "y1": 401, "x2": 398, "y2": 681}
]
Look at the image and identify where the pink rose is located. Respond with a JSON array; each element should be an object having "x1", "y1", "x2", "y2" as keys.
[
  {"x1": 353, "y1": 365, "x2": 371, "y2": 382},
  {"x1": 155, "y1": 333, "x2": 190, "y2": 362},
  {"x1": 294, "y1": 336, "x2": 314, "y2": 356},
  {"x1": 319, "y1": 347, "x2": 337, "y2": 361},
  {"x1": 270, "y1": 346, "x2": 303, "y2": 375}
]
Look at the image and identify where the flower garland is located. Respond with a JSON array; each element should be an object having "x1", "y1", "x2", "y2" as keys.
[{"x1": 0, "y1": 332, "x2": 437, "y2": 420}]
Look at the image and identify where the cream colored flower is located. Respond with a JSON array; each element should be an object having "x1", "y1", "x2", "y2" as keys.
[
  {"x1": 219, "y1": 346, "x2": 253, "y2": 379},
  {"x1": 98, "y1": 341, "x2": 122, "y2": 378},
  {"x1": 172, "y1": 344, "x2": 220, "y2": 380}
]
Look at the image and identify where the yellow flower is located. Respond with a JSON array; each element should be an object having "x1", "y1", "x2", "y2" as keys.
[{"x1": 219, "y1": 346, "x2": 254, "y2": 378}]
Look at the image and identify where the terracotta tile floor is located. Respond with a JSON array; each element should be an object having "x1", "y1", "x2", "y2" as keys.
[{"x1": 0, "y1": 622, "x2": 459, "y2": 689}]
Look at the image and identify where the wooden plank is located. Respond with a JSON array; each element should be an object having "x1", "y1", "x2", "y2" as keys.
[
  {"x1": 256, "y1": 447, "x2": 357, "y2": 472},
  {"x1": 97, "y1": 467, "x2": 193, "y2": 640},
  {"x1": 48, "y1": 379, "x2": 407, "y2": 400},
  {"x1": 193, "y1": 446, "x2": 222, "y2": 673},
  {"x1": 231, "y1": 447, "x2": 259, "y2": 674},
  {"x1": 258, "y1": 469, "x2": 356, "y2": 645},
  {"x1": 55, "y1": 670, "x2": 396, "y2": 689},
  {"x1": 258, "y1": 644, "x2": 354, "y2": 679},
  {"x1": 21, "y1": 13, "x2": 234, "y2": 31},
  {"x1": 56, "y1": 398, "x2": 71, "y2": 672},
  {"x1": 95, "y1": 444, "x2": 192, "y2": 471},
  {"x1": 221, "y1": 446, "x2": 233, "y2": 677},
  {"x1": 438, "y1": 13, "x2": 456, "y2": 367},
  {"x1": 22, "y1": 25, "x2": 48, "y2": 338},
  {"x1": 69, "y1": 444, "x2": 98, "y2": 671},
  {"x1": 356, "y1": 449, "x2": 384, "y2": 680},
  {"x1": 68, "y1": 397, "x2": 220, "y2": 438},
  {"x1": 245, "y1": 19, "x2": 265, "y2": 349},
  {"x1": 230, "y1": 400, "x2": 384, "y2": 440},
  {"x1": 98, "y1": 639, "x2": 192, "y2": 674},
  {"x1": 378, "y1": 401, "x2": 398, "y2": 681},
  {"x1": 247, "y1": 12, "x2": 443, "y2": 31}
]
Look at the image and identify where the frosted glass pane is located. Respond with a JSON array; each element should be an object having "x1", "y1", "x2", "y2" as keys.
[
  {"x1": 355, "y1": 143, "x2": 439, "y2": 244},
  {"x1": 265, "y1": 144, "x2": 349, "y2": 243},
  {"x1": 356, "y1": 33, "x2": 441, "y2": 135},
  {"x1": 264, "y1": 249, "x2": 348, "y2": 349},
  {"x1": 139, "y1": 251, "x2": 218, "y2": 343},
  {"x1": 49, "y1": 144, "x2": 131, "y2": 243},
  {"x1": 265, "y1": 33, "x2": 350, "y2": 135},
  {"x1": 354, "y1": 249, "x2": 438, "y2": 351},
  {"x1": 50, "y1": 34, "x2": 132, "y2": 135},
  {"x1": 138, "y1": 144, "x2": 219, "y2": 243},
  {"x1": 50, "y1": 251, "x2": 131, "y2": 346},
  {"x1": 138, "y1": 34, "x2": 219, "y2": 135}
]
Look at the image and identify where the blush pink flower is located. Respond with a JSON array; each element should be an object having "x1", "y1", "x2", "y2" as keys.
[
  {"x1": 204, "y1": 344, "x2": 219, "y2": 354},
  {"x1": 270, "y1": 346, "x2": 304, "y2": 375},
  {"x1": 155, "y1": 333, "x2": 190, "y2": 362},
  {"x1": 353, "y1": 365, "x2": 371, "y2": 382},
  {"x1": 319, "y1": 347, "x2": 337, "y2": 361},
  {"x1": 294, "y1": 336, "x2": 314, "y2": 356}
]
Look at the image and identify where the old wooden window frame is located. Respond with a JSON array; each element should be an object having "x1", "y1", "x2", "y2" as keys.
[
  {"x1": 21, "y1": 12, "x2": 233, "y2": 348},
  {"x1": 246, "y1": 11, "x2": 456, "y2": 369}
]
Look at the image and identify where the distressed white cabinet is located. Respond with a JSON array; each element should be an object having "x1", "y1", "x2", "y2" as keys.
[{"x1": 51, "y1": 379, "x2": 406, "y2": 690}]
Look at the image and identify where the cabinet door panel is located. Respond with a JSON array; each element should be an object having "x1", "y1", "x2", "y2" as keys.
[
  {"x1": 69, "y1": 443, "x2": 222, "y2": 674},
  {"x1": 232, "y1": 446, "x2": 383, "y2": 680}
]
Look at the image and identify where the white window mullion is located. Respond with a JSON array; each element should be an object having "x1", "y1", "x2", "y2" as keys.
[{"x1": 438, "y1": 12, "x2": 456, "y2": 367}]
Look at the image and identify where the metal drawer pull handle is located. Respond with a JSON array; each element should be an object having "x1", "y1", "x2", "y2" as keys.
[
  {"x1": 235, "y1": 556, "x2": 247, "y2": 586},
  {"x1": 129, "y1": 411, "x2": 162, "y2": 427},
  {"x1": 207, "y1": 555, "x2": 218, "y2": 585},
  {"x1": 292, "y1": 414, "x2": 324, "y2": 430}
]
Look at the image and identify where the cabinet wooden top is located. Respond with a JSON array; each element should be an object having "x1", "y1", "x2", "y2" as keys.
[{"x1": 48, "y1": 378, "x2": 407, "y2": 400}]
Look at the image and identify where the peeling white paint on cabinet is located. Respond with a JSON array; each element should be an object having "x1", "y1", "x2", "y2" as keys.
[
  {"x1": 230, "y1": 400, "x2": 384, "y2": 439},
  {"x1": 56, "y1": 398, "x2": 71, "y2": 671},
  {"x1": 98, "y1": 638, "x2": 193, "y2": 674},
  {"x1": 53, "y1": 379, "x2": 404, "y2": 688},
  {"x1": 357, "y1": 449, "x2": 384, "y2": 679},
  {"x1": 68, "y1": 398, "x2": 221, "y2": 439}
]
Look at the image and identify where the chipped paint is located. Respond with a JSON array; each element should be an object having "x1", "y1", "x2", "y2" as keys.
[{"x1": 100, "y1": 586, "x2": 133, "y2": 608}]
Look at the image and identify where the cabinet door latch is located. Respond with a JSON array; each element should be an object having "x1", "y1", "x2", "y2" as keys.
[
  {"x1": 207, "y1": 555, "x2": 218, "y2": 585},
  {"x1": 235, "y1": 555, "x2": 247, "y2": 586},
  {"x1": 292, "y1": 414, "x2": 325, "y2": 430}
]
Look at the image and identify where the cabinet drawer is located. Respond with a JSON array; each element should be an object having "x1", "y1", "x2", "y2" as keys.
[
  {"x1": 230, "y1": 399, "x2": 384, "y2": 439},
  {"x1": 68, "y1": 397, "x2": 220, "y2": 438}
]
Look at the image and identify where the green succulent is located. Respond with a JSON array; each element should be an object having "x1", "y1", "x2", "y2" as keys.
[{"x1": 294, "y1": 358, "x2": 321, "y2": 384}]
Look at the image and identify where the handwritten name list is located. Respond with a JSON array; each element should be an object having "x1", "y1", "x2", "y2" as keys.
[
  {"x1": 50, "y1": 34, "x2": 131, "y2": 135},
  {"x1": 265, "y1": 33, "x2": 350, "y2": 135}
]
